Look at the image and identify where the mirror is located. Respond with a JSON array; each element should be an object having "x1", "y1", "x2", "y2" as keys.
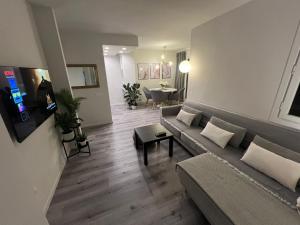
[{"x1": 66, "y1": 64, "x2": 99, "y2": 89}]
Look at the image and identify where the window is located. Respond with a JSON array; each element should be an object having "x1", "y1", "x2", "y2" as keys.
[
  {"x1": 278, "y1": 48, "x2": 300, "y2": 123},
  {"x1": 289, "y1": 84, "x2": 300, "y2": 117}
]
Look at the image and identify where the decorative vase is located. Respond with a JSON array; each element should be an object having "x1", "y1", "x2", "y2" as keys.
[
  {"x1": 131, "y1": 105, "x2": 137, "y2": 110},
  {"x1": 62, "y1": 130, "x2": 74, "y2": 141}
]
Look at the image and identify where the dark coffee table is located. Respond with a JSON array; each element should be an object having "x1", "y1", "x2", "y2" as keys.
[{"x1": 134, "y1": 123, "x2": 173, "y2": 166}]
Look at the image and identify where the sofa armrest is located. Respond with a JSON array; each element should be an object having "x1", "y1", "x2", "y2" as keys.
[{"x1": 160, "y1": 105, "x2": 182, "y2": 118}]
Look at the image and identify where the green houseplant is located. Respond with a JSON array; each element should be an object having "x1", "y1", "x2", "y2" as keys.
[
  {"x1": 122, "y1": 83, "x2": 141, "y2": 109},
  {"x1": 55, "y1": 112, "x2": 75, "y2": 140},
  {"x1": 76, "y1": 132, "x2": 87, "y2": 146},
  {"x1": 54, "y1": 89, "x2": 85, "y2": 140}
]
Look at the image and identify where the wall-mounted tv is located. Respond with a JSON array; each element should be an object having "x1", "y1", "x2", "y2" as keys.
[{"x1": 0, "y1": 66, "x2": 57, "y2": 142}]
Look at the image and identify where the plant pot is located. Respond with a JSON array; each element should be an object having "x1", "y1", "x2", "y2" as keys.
[
  {"x1": 62, "y1": 130, "x2": 74, "y2": 141},
  {"x1": 131, "y1": 105, "x2": 137, "y2": 110},
  {"x1": 78, "y1": 140, "x2": 87, "y2": 146}
]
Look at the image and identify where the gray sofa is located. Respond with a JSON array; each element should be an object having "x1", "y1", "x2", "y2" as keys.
[{"x1": 160, "y1": 100, "x2": 300, "y2": 225}]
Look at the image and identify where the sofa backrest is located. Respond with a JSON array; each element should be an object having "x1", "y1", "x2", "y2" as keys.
[{"x1": 184, "y1": 100, "x2": 300, "y2": 152}]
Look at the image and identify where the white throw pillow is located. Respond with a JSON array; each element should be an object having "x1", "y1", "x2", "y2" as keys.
[
  {"x1": 241, "y1": 142, "x2": 300, "y2": 192},
  {"x1": 176, "y1": 109, "x2": 196, "y2": 126},
  {"x1": 200, "y1": 122, "x2": 234, "y2": 148}
]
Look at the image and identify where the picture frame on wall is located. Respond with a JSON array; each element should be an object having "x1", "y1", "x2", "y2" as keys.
[
  {"x1": 137, "y1": 63, "x2": 150, "y2": 80},
  {"x1": 150, "y1": 63, "x2": 160, "y2": 79},
  {"x1": 162, "y1": 63, "x2": 171, "y2": 79}
]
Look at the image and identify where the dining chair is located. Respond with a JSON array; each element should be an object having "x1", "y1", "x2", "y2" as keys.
[
  {"x1": 150, "y1": 90, "x2": 169, "y2": 109},
  {"x1": 143, "y1": 87, "x2": 152, "y2": 105},
  {"x1": 169, "y1": 88, "x2": 185, "y2": 105}
]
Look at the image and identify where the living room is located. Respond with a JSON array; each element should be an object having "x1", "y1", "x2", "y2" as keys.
[{"x1": 1, "y1": 0, "x2": 300, "y2": 225}]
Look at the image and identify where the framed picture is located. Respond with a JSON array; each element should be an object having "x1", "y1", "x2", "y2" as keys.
[
  {"x1": 162, "y1": 63, "x2": 171, "y2": 79},
  {"x1": 137, "y1": 63, "x2": 150, "y2": 80},
  {"x1": 150, "y1": 63, "x2": 160, "y2": 79}
]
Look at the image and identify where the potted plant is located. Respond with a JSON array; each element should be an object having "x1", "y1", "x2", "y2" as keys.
[
  {"x1": 55, "y1": 112, "x2": 74, "y2": 141},
  {"x1": 122, "y1": 83, "x2": 141, "y2": 109},
  {"x1": 160, "y1": 80, "x2": 168, "y2": 89},
  {"x1": 55, "y1": 89, "x2": 85, "y2": 123},
  {"x1": 76, "y1": 132, "x2": 87, "y2": 146},
  {"x1": 54, "y1": 89, "x2": 85, "y2": 139}
]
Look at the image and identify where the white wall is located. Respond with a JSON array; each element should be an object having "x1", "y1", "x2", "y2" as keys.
[
  {"x1": 132, "y1": 49, "x2": 176, "y2": 87},
  {"x1": 0, "y1": 1, "x2": 66, "y2": 225},
  {"x1": 188, "y1": 0, "x2": 300, "y2": 122},
  {"x1": 120, "y1": 53, "x2": 136, "y2": 84},
  {"x1": 60, "y1": 31, "x2": 138, "y2": 127},
  {"x1": 128, "y1": 49, "x2": 177, "y2": 101},
  {"x1": 31, "y1": 4, "x2": 72, "y2": 93},
  {"x1": 105, "y1": 55, "x2": 124, "y2": 105}
]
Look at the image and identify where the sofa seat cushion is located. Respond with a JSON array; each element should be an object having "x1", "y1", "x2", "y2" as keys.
[
  {"x1": 181, "y1": 128, "x2": 299, "y2": 203},
  {"x1": 161, "y1": 116, "x2": 189, "y2": 138}
]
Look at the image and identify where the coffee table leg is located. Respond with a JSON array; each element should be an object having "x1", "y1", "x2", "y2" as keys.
[
  {"x1": 143, "y1": 144, "x2": 148, "y2": 166},
  {"x1": 169, "y1": 137, "x2": 173, "y2": 157},
  {"x1": 134, "y1": 131, "x2": 138, "y2": 149}
]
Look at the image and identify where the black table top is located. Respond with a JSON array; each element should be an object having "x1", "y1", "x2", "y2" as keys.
[{"x1": 134, "y1": 123, "x2": 173, "y2": 144}]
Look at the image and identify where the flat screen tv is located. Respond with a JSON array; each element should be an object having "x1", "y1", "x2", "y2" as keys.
[{"x1": 0, "y1": 66, "x2": 57, "y2": 142}]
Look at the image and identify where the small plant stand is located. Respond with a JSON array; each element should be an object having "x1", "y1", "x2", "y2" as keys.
[{"x1": 61, "y1": 129, "x2": 91, "y2": 160}]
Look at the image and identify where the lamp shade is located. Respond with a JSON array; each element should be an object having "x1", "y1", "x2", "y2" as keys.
[{"x1": 179, "y1": 60, "x2": 191, "y2": 73}]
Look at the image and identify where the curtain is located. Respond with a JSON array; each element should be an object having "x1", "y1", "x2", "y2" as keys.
[{"x1": 175, "y1": 51, "x2": 186, "y2": 101}]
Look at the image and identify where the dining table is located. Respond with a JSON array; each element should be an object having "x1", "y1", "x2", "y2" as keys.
[{"x1": 149, "y1": 87, "x2": 177, "y2": 93}]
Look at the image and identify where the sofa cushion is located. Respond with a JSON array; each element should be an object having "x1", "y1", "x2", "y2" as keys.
[
  {"x1": 176, "y1": 109, "x2": 196, "y2": 126},
  {"x1": 242, "y1": 142, "x2": 300, "y2": 192},
  {"x1": 182, "y1": 105, "x2": 202, "y2": 126},
  {"x1": 210, "y1": 116, "x2": 247, "y2": 148},
  {"x1": 180, "y1": 127, "x2": 206, "y2": 154},
  {"x1": 181, "y1": 129, "x2": 299, "y2": 203},
  {"x1": 253, "y1": 135, "x2": 300, "y2": 163},
  {"x1": 200, "y1": 122, "x2": 234, "y2": 148},
  {"x1": 161, "y1": 116, "x2": 189, "y2": 138}
]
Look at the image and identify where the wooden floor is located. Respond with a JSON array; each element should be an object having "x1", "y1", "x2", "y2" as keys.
[{"x1": 47, "y1": 104, "x2": 209, "y2": 225}]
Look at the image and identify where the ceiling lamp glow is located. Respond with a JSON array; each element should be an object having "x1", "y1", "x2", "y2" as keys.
[
  {"x1": 179, "y1": 60, "x2": 191, "y2": 73},
  {"x1": 160, "y1": 46, "x2": 172, "y2": 66}
]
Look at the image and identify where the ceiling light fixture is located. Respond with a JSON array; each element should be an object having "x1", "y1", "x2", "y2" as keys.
[
  {"x1": 122, "y1": 47, "x2": 127, "y2": 51},
  {"x1": 161, "y1": 46, "x2": 172, "y2": 66},
  {"x1": 119, "y1": 51, "x2": 123, "y2": 54},
  {"x1": 104, "y1": 46, "x2": 109, "y2": 50}
]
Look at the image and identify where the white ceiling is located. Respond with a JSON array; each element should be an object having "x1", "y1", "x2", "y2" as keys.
[{"x1": 30, "y1": 0, "x2": 251, "y2": 50}]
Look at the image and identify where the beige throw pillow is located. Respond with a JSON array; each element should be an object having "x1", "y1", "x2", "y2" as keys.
[
  {"x1": 241, "y1": 142, "x2": 300, "y2": 192},
  {"x1": 200, "y1": 122, "x2": 234, "y2": 148},
  {"x1": 176, "y1": 109, "x2": 196, "y2": 126}
]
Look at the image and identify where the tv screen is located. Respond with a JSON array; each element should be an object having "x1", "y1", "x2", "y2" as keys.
[{"x1": 0, "y1": 66, "x2": 57, "y2": 142}]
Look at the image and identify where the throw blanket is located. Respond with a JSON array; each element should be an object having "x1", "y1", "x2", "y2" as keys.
[{"x1": 177, "y1": 153, "x2": 300, "y2": 225}]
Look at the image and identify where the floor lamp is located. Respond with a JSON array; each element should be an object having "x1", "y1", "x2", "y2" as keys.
[{"x1": 179, "y1": 59, "x2": 191, "y2": 99}]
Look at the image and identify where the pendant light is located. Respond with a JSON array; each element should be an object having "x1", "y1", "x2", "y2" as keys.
[
  {"x1": 161, "y1": 46, "x2": 173, "y2": 66},
  {"x1": 179, "y1": 60, "x2": 191, "y2": 73}
]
